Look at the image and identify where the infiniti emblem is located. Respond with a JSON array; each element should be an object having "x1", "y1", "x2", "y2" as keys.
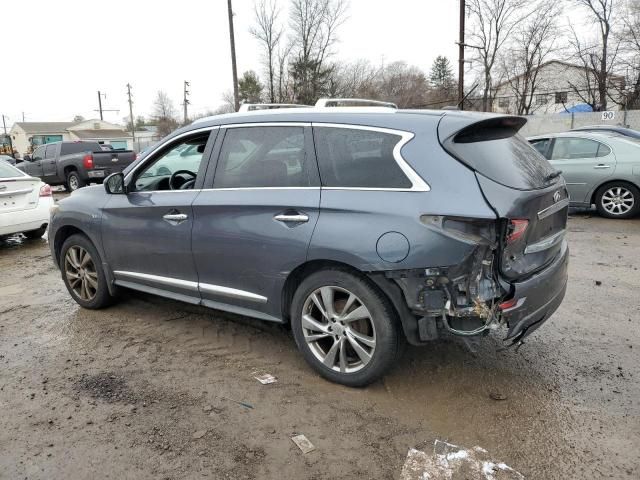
[{"x1": 553, "y1": 191, "x2": 561, "y2": 202}]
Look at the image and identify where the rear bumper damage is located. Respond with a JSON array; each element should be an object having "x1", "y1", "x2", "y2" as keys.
[{"x1": 499, "y1": 240, "x2": 569, "y2": 345}]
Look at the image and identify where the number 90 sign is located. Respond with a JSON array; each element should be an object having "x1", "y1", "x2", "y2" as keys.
[{"x1": 601, "y1": 111, "x2": 615, "y2": 121}]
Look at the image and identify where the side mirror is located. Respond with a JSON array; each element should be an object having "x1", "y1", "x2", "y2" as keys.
[
  {"x1": 23, "y1": 155, "x2": 32, "y2": 162},
  {"x1": 104, "y1": 172, "x2": 127, "y2": 194}
]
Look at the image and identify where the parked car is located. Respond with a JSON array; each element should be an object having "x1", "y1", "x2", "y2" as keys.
[
  {"x1": 48, "y1": 103, "x2": 569, "y2": 386},
  {"x1": 529, "y1": 132, "x2": 640, "y2": 218},
  {"x1": 0, "y1": 160, "x2": 53, "y2": 239},
  {"x1": 18, "y1": 141, "x2": 136, "y2": 192},
  {"x1": 572, "y1": 125, "x2": 640, "y2": 140}
]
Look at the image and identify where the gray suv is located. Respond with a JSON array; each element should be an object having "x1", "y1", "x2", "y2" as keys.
[{"x1": 49, "y1": 104, "x2": 569, "y2": 386}]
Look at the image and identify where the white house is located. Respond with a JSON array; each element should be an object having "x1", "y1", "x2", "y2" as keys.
[
  {"x1": 10, "y1": 119, "x2": 133, "y2": 156},
  {"x1": 492, "y1": 60, "x2": 625, "y2": 115}
]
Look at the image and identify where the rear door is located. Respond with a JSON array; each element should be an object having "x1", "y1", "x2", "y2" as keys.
[
  {"x1": 101, "y1": 128, "x2": 217, "y2": 303},
  {"x1": 547, "y1": 136, "x2": 615, "y2": 203},
  {"x1": 191, "y1": 123, "x2": 320, "y2": 320},
  {"x1": 42, "y1": 143, "x2": 59, "y2": 181},
  {"x1": 25, "y1": 146, "x2": 45, "y2": 178},
  {"x1": 0, "y1": 162, "x2": 41, "y2": 216}
]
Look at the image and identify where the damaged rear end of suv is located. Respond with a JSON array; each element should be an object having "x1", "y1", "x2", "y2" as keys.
[{"x1": 387, "y1": 114, "x2": 569, "y2": 351}]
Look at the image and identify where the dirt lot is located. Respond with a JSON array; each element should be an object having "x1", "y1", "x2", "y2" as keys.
[{"x1": 1, "y1": 198, "x2": 638, "y2": 479}]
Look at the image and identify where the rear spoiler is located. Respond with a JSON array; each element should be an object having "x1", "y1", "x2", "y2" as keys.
[{"x1": 438, "y1": 114, "x2": 526, "y2": 144}]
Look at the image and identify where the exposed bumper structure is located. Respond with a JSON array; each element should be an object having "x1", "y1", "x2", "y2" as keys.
[{"x1": 500, "y1": 240, "x2": 569, "y2": 344}]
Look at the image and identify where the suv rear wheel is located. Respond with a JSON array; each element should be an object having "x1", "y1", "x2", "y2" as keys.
[
  {"x1": 595, "y1": 182, "x2": 640, "y2": 219},
  {"x1": 291, "y1": 269, "x2": 402, "y2": 387},
  {"x1": 60, "y1": 234, "x2": 114, "y2": 309}
]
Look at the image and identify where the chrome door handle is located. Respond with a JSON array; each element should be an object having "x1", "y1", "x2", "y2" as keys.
[
  {"x1": 593, "y1": 164, "x2": 611, "y2": 169},
  {"x1": 163, "y1": 213, "x2": 188, "y2": 221},
  {"x1": 274, "y1": 213, "x2": 309, "y2": 223}
]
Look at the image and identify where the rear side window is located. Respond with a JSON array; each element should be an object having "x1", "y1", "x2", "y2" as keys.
[
  {"x1": 214, "y1": 126, "x2": 310, "y2": 188},
  {"x1": 61, "y1": 143, "x2": 93, "y2": 155},
  {"x1": 551, "y1": 137, "x2": 610, "y2": 160},
  {"x1": 529, "y1": 138, "x2": 552, "y2": 159},
  {"x1": 444, "y1": 123, "x2": 556, "y2": 190},
  {"x1": 313, "y1": 127, "x2": 412, "y2": 188},
  {"x1": 45, "y1": 144, "x2": 57, "y2": 158}
]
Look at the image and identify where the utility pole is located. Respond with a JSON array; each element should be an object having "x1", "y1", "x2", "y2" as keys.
[
  {"x1": 2, "y1": 115, "x2": 15, "y2": 158},
  {"x1": 97, "y1": 91, "x2": 104, "y2": 120},
  {"x1": 22, "y1": 112, "x2": 25, "y2": 122},
  {"x1": 227, "y1": 0, "x2": 240, "y2": 112},
  {"x1": 183, "y1": 80, "x2": 190, "y2": 124},
  {"x1": 458, "y1": 0, "x2": 466, "y2": 110},
  {"x1": 126, "y1": 83, "x2": 135, "y2": 144}
]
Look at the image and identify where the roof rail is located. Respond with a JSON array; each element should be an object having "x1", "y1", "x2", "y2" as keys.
[
  {"x1": 315, "y1": 98, "x2": 398, "y2": 109},
  {"x1": 238, "y1": 103, "x2": 310, "y2": 112}
]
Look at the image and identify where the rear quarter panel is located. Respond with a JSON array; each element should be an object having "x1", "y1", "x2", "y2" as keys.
[{"x1": 309, "y1": 120, "x2": 496, "y2": 271}]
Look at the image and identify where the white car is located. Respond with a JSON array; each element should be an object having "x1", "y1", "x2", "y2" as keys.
[{"x1": 0, "y1": 160, "x2": 53, "y2": 239}]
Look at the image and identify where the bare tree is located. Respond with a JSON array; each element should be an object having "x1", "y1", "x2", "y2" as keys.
[
  {"x1": 250, "y1": 0, "x2": 283, "y2": 103},
  {"x1": 610, "y1": 0, "x2": 640, "y2": 109},
  {"x1": 467, "y1": 0, "x2": 526, "y2": 111},
  {"x1": 569, "y1": 0, "x2": 618, "y2": 111},
  {"x1": 500, "y1": 0, "x2": 562, "y2": 114},
  {"x1": 152, "y1": 91, "x2": 178, "y2": 136},
  {"x1": 377, "y1": 61, "x2": 430, "y2": 108},
  {"x1": 288, "y1": 0, "x2": 347, "y2": 104}
]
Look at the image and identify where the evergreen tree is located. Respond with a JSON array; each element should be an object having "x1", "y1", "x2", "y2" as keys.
[
  {"x1": 238, "y1": 71, "x2": 264, "y2": 104},
  {"x1": 429, "y1": 56, "x2": 454, "y2": 89}
]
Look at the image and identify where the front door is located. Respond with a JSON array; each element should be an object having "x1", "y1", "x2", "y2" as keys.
[
  {"x1": 101, "y1": 128, "x2": 217, "y2": 303},
  {"x1": 191, "y1": 124, "x2": 320, "y2": 321},
  {"x1": 548, "y1": 136, "x2": 616, "y2": 203}
]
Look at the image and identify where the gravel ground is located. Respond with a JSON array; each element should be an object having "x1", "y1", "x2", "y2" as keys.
[{"x1": 0, "y1": 200, "x2": 638, "y2": 479}]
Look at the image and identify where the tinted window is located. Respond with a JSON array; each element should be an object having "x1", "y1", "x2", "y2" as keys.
[
  {"x1": 596, "y1": 143, "x2": 611, "y2": 157},
  {"x1": 45, "y1": 144, "x2": 57, "y2": 158},
  {"x1": 313, "y1": 127, "x2": 412, "y2": 188},
  {"x1": 445, "y1": 133, "x2": 557, "y2": 190},
  {"x1": 551, "y1": 138, "x2": 601, "y2": 160},
  {"x1": 214, "y1": 126, "x2": 309, "y2": 188},
  {"x1": 61, "y1": 142, "x2": 95, "y2": 155},
  {"x1": 32, "y1": 146, "x2": 45, "y2": 161},
  {"x1": 0, "y1": 161, "x2": 24, "y2": 178},
  {"x1": 134, "y1": 132, "x2": 210, "y2": 191}
]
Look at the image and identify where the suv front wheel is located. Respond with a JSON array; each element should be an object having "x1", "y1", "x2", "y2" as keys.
[
  {"x1": 60, "y1": 234, "x2": 114, "y2": 309},
  {"x1": 291, "y1": 269, "x2": 402, "y2": 387}
]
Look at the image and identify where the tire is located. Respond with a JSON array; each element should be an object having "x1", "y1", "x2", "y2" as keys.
[
  {"x1": 23, "y1": 225, "x2": 47, "y2": 239},
  {"x1": 66, "y1": 171, "x2": 85, "y2": 192},
  {"x1": 595, "y1": 182, "x2": 640, "y2": 219},
  {"x1": 60, "y1": 234, "x2": 114, "y2": 309},
  {"x1": 290, "y1": 269, "x2": 402, "y2": 387}
]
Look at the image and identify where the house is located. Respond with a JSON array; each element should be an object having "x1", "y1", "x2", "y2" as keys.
[
  {"x1": 10, "y1": 119, "x2": 133, "y2": 155},
  {"x1": 492, "y1": 60, "x2": 625, "y2": 115}
]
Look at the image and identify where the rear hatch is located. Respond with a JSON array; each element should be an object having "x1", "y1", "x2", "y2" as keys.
[
  {"x1": 0, "y1": 163, "x2": 41, "y2": 214},
  {"x1": 439, "y1": 115, "x2": 569, "y2": 281}
]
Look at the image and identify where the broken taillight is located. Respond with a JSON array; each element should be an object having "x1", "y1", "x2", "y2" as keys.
[{"x1": 506, "y1": 219, "x2": 529, "y2": 244}]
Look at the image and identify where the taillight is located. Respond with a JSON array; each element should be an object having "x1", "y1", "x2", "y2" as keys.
[
  {"x1": 506, "y1": 219, "x2": 529, "y2": 243},
  {"x1": 83, "y1": 153, "x2": 94, "y2": 169},
  {"x1": 39, "y1": 184, "x2": 52, "y2": 197}
]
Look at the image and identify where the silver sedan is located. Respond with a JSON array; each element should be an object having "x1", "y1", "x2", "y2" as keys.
[{"x1": 528, "y1": 131, "x2": 640, "y2": 219}]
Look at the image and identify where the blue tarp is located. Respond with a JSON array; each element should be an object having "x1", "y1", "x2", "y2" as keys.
[{"x1": 561, "y1": 103, "x2": 594, "y2": 113}]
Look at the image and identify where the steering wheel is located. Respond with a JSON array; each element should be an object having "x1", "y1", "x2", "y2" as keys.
[{"x1": 169, "y1": 170, "x2": 197, "y2": 190}]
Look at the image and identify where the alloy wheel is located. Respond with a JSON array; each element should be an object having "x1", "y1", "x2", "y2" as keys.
[
  {"x1": 68, "y1": 175, "x2": 79, "y2": 191},
  {"x1": 64, "y1": 245, "x2": 98, "y2": 301},
  {"x1": 301, "y1": 286, "x2": 377, "y2": 373},
  {"x1": 601, "y1": 186, "x2": 634, "y2": 216}
]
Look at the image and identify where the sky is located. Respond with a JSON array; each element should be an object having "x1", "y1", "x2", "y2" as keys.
[{"x1": 0, "y1": 0, "x2": 589, "y2": 127}]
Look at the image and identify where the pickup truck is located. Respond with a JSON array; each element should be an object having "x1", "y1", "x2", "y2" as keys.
[{"x1": 19, "y1": 141, "x2": 136, "y2": 191}]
